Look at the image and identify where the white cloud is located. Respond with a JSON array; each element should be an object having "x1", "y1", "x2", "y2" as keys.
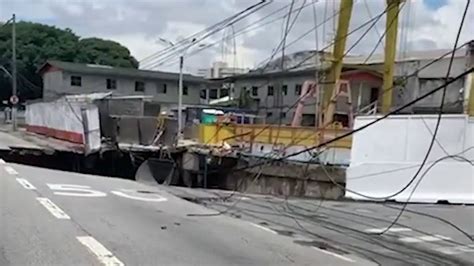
[{"x1": 1, "y1": 0, "x2": 472, "y2": 73}]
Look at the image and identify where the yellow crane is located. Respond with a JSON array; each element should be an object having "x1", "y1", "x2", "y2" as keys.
[{"x1": 321, "y1": 0, "x2": 405, "y2": 124}]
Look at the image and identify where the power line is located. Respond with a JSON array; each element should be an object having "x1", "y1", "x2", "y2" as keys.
[
  {"x1": 141, "y1": 0, "x2": 281, "y2": 69},
  {"x1": 139, "y1": 0, "x2": 270, "y2": 66},
  {"x1": 223, "y1": 66, "x2": 473, "y2": 176},
  {"x1": 189, "y1": 6, "x2": 426, "y2": 210},
  {"x1": 150, "y1": 0, "x2": 318, "y2": 69},
  {"x1": 377, "y1": 0, "x2": 471, "y2": 235}
]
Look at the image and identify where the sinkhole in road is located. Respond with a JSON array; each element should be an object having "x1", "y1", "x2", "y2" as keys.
[{"x1": 0, "y1": 149, "x2": 137, "y2": 180}]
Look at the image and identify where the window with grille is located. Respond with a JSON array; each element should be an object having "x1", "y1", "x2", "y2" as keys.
[
  {"x1": 70, "y1": 76, "x2": 82, "y2": 87},
  {"x1": 106, "y1": 79, "x2": 117, "y2": 90},
  {"x1": 135, "y1": 81, "x2": 145, "y2": 92}
]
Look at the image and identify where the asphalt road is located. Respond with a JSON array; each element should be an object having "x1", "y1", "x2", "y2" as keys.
[
  {"x1": 180, "y1": 188, "x2": 474, "y2": 266},
  {"x1": 0, "y1": 160, "x2": 375, "y2": 266}
]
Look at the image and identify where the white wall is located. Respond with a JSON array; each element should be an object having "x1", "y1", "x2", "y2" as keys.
[
  {"x1": 346, "y1": 114, "x2": 474, "y2": 203},
  {"x1": 26, "y1": 100, "x2": 101, "y2": 153}
]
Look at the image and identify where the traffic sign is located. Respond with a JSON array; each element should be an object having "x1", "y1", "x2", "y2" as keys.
[{"x1": 9, "y1": 95, "x2": 19, "y2": 105}]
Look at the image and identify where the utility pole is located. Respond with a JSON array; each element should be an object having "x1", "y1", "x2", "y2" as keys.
[
  {"x1": 11, "y1": 13, "x2": 17, "y2": 131},
  {"x1": 178, "y1": 55, "x2": 184, "y2": 141},
  {"x1": 320, "y1": 0, "x2": 353, "y2": 127},
  {"x1": 381, "y1": 0, "x2": 404, "y2": 114}
]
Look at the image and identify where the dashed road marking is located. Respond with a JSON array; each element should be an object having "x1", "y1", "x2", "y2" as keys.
[
  {"x1": 36, "y1": 197, "x2": 70, "y2": 219},
  {"x1": 365, "y1": 227, "x2": 412, "y2": 233},
  {"x1": 399, "y1": 234, "x2": 451, "y2": 243},
  {"x1": 77, "y1": 236, "x2": 124, "y2": 266},
  {"x1": 4, "y1": 166, "x2": 18, "y2": 175},
  {"x1": 312, "y1": 247, "x2": 355, "y2": 263},
  {"x1": 249, "y1": 222, "x2": 277, "y2": 234},
  {"x1": 16, "y1": 178, "x2": 36, "y2": 190}
]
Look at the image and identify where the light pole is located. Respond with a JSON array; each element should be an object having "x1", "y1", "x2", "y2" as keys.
[
  {"x1": 158, "y1": 38, "x2": 201, "y2": 142},
  {"x1": 11, "y1": 13, "x2": 17, "y2": 131}
]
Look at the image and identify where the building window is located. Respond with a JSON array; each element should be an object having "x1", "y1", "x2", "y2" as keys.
[
  {"x1": 106, "y1": 78, "x2": 117, "y2": 90},
  {"x1": 157, "y1": 83, "x2": 167, "y2": 94},
  {"x1": 267, "y1": 86, "x2": 274, "y2": 96},
  {"x1": 266, "y1": 112, "x2": 273, "y2": 118},
  {"x1": 220, "y1": 88, "x2": 229, "y2": 97},
  {"x1": 183, "y1": 85, "x2": 188, "y2": 95},
  {"x1": 252, "y1": 86, "x2": 258, "y2": 96},
  {"x1": 280, "y1": 112, "x2": 286, "y2": 118},
  {"x1": 70, "y1": 76, "x2": 82, "y2": 87},
  {"x1": 209, "y1": 89, "x2": 218, "y2": 99},
  {"x1": 200, "y1": 89, "x2": 207, "y2": 99},
  {"x1": 135, "y1": 81, "x2": 145, "y2": 92},
  {"x1": 295, "y1": 84, "x2": 302, "y2": 95},
  {"x1": 282, "y1": 85, "x2": 288, "y2": 95}
]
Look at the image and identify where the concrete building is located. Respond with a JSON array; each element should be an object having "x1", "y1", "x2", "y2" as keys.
[
  {"x1": 39, "y1": 60, "x2": 214, "y2": 112},
  {"x1": 197, "y1": 61, "x2": 249, "y2": 79},
  {"x1": 226, "y1": 44, "x2": 472, "y2": 125}
]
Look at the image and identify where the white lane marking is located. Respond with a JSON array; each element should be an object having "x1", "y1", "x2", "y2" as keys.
[
  {"x1": 436, "y1": 244, "x2": 474, "y2": 255},
  {"x1": 313, "y1": 247, "x2": 355, "y2": 263},
  {"x1": 47, "y1": 184, "x2": 107, "y2": 197},
  {"x1": 0, "y1": 158, "x2": 5, "y2": 164},
  {"x1": 365, "y1": 227, "x2": 412, "y2": 233},
  {"x1": 399, "y1": 234, "x2": 451, "y2": 243},
  {"x1": 16, "y1": 178, "x2": 37, "y2": 190},
  {"x1": 36, "y1": 197, "x2": 70, "y2": 219},
  {"x1": 249, "y1": 222, "x2": 277, "y2": 234},
  {"x1": 111, "y1": 190, "x2": 167, "y2": 202},
  {"x1": 4, "y1": 166, "x2": 18, "y2": 175},
  {"x1": 77, "y1": 236, "x2": 124, "y2": 266}
]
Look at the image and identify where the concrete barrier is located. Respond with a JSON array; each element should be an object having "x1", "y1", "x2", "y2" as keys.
[{"x1": 346, "y1": 114, "x2": 474, "y2": 204}]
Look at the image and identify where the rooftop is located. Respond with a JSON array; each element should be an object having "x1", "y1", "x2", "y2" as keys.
[
  {"x1": 38, "y1": 60, "x2": 207, "y2": 83},
  {"x1": 233, "y1": 45, "x2": 469, "y2": 79}
]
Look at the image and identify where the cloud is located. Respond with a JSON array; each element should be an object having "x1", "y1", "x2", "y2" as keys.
[{"x1": 1, "y1": 0, "x2": 472, "y2": 73}]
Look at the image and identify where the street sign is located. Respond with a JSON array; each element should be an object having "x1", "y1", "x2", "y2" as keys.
[{"x1": 9, "y1": 95, "x2": 19, "y2": 105}]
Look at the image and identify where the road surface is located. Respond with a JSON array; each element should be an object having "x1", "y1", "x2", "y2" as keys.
[
  {"x1": 178, "y1": 188, "x2": 474, "y2": 266},
  {"x1": 0, "y1": 160, "x2": 374, "y2": 266}
]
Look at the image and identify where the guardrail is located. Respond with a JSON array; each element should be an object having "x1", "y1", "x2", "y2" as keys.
[{"x1": 199, "y1": 123, "x2": 352, "y2": 149}]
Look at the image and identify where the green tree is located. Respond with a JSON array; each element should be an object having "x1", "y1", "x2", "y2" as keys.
[
  {"x1": 0, "y1": 21, "x2": 138, "y2": 102},
  {"x1": 75, "y1": 38, "x2": 139, "y2": 68}
]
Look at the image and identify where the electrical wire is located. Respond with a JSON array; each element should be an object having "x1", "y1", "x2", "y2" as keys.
[
  {"x1": 154, "y1": 0, "x2": 317, "y2": 69},
  {"x1": 361, "y1": 1, "x2": 407, "y2": 64},
  {"x1": 139, "y1": 0, "x2": 270, "y2": 66},
  {"x1": 377, "y1": 0, "x2": 471, "y2": 235},
  {"x1": 189, "y1": 12, "x2": 394, "y2": 209},
  {"x1": 294, "y1": 149, "x2": 474, "y2": 241},
  {"x1": 142, "y1": 2, "x2": 283, "y2": 68},
  {"x1": 218, "y1": 66, "x2": 473, "y2": 176}
]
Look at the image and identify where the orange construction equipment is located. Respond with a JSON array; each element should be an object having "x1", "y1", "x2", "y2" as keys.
[
  {"x1": 291, "y1": 80, "x2": 318, "y2": 127},
  {"x1": 319, "y1": 80, "x2": 354, "y2": 128}
]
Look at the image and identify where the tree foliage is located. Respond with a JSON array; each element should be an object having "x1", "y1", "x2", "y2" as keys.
[{"x1": 0, "y1": 21, "x2": 138, "y2": 101}]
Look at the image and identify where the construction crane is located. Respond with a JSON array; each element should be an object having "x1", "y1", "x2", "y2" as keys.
[{"x1": 318, "y1": 0, "x2": 404, "y2": 127}]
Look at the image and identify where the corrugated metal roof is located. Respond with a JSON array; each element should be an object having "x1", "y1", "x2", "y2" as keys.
[{"x1": 39, "y1": 60, "x2": 207, "y2": 83}]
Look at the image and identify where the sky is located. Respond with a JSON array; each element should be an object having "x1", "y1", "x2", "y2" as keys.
[{"x1": 0, "y1": 0, "x2": 473, "y2": 74}]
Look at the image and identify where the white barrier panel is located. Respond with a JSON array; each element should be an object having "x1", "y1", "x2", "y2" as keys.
[
  {"x1": 346, "y1": 115, "x2": 474, "y2": 204},
  {"x1": 26, "y1": 100, "x2": 101, "y2": 153},
  {"x1": 245, "y1": 143, "x2": 351, "y2": 165}
]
